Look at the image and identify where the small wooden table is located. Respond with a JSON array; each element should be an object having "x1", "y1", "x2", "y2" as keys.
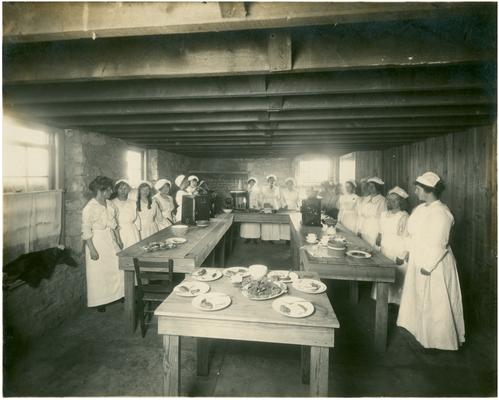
[
  {"x1": 155, "y1": 269, "x2": 339, "y2": 397},
  {"x1": 118, "y1": 214, "x2": 233, "y2": 332},
  {"x1": 290, "y1": 215, "x2": 396, "y2": 352}
]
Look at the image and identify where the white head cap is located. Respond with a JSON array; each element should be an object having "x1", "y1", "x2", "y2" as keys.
[
  {"x1": 346, "y1": 179, "x2": 357, "y2": 188},
  {"x1": 175, "y1": 175, "x2": 186, "y2": 187},
  {"x1": 138, "y1": 180, "x2": 152, "y2": 188},
  {"x1": 247, "y1": 177, "x2": 258, "y2": 184},
  {"x1": 368, "y1": 177, "x2": 385, "y2": 185},
  {"x1": 187, "y1": 175, "x2": 199, "y2": 182},
  {"x1": 388, "y1": 186, "x2": 409, "y2": 199},
  {"x1": 154, "y1": 178, "x2": 171, "y2": 191},
  {"x1": 114, "y1": 178, "x2": 130, "y2": 188},
  {"x1": 284, "y1": 177, "x2": 295, "y2": 185},
  {"x1": 266, "y1": 174, "x2": 277, "y2": 181},
  {"x1": 416, "y1": 171, "x2": 441, "y2": 188}
]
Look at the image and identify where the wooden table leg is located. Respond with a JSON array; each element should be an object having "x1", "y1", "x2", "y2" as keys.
[
  {"x1": 216, "y1": 235, "x2": 226, "y2": 267},
  {"x1": 197, "y1": 338, "x2": 210, "y2": 376},
  {"x1": 232, "y1": 222, "x2": 238, "y2": 251},
  {"x1": 163, "y1": 335, "x2": 181, "y2": 396},
  {"x1": 349, "y1": 281, "x2": 359, "y2": 304},
  {"x1": 226, "y1": 228, "x2": 232, "y2": 259},
  {"x1": 209, "y1": 250, "x2": 216, "y2": 267},
  {"x1": 310, "y1": 346, "x2": 329, "y2": 397},
  {"x1": 375, "y1": 282, "x2": 389, "y2": 352},
  {"x1": 301, "y1": 345, "x2": 310, "y2": 384},
  {"x1": 124, "y1": 270, "x2": 136, "y2": 333}
]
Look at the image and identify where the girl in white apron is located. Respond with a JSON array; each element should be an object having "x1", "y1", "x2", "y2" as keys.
[
  {"x1": 356, "y1": 177, "x2": 387, "y2": 247},
  {"x1": 279, "y1": 177, "x2": 300, "y2": 241},
  {"x1": 371, "y1": 186, "x2": 409, "y2": 305},
  {"x1": 338, "y1": 180, "x2": 359, "y2": 233},
  {"x1": 111, "y1": 179, "x2": 141, "y2": 250},
  {"x1": 186, "y1": 175, "x2": 199, "y2": 195},
  {"x1": 240, "y1": 177, "x2": 261, "y2": 243},
  {"x1": 153, "y1": 178, "x2": 175, "y2": 230},
  {"x1": 82, "y1": 176, "x2": 124, "y2": 311},
  {"x1": 260, "y1": 175, "x2": 281, "y2": 243},
  {"x1": 397, "y1": 172, "x2": 465, "y2": 350},
  {"x1": 136, "y1": 181, "x2": 159, "y2": 239}
]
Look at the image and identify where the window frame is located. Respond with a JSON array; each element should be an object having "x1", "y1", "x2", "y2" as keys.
[{"x1": 126, "y1": 146, "x2": 147, "y2": 185}]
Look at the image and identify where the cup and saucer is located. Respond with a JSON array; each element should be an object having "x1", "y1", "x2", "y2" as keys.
[{"x1": 305, "y1": 233, "x2": 318, "y2": 244}]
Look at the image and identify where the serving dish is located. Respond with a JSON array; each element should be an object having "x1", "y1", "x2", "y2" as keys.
[
  {"x1": 242, "y1": 279, "x2": 287, "y2": 301},
  {"x1": 346, "y1": 250, "x2": 372, "y2": 259}
]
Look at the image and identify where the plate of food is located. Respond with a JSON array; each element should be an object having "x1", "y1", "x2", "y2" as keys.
[
  {"x1": 267, "y1": 270, "x2": 299, "y2": 283},
  {"x1": 191, "y1": 268, "x2": 222, "y2": 281},
  {"x1": 272, "y1": 296, "x2": 315, "y2": 318},
  {"x1": 242, "y1": 278, "x2": 287, "y2": 301},
  {"x1": 173, "y1": 281, "x2": 210, "y2": 297},
  {"x1": 143, "y1": 241, "x2": 172, "y2": 252},
  {"x1": 192, "y1": 292, "x2": 231, "y2": 311},
  {"x1": 292, "y1": 279, "x2": 327, "y2": 294},
  {"x1": 346, "y1": 249, "x2": 372, "y2": 259},
  {"x1": 166, "y1": 237, "x2": 187, "y2": 244},
  {"x1": 223, "y1": 266, "x2": 249, "y2": 277}
]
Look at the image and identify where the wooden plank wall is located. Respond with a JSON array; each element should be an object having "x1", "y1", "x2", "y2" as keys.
[{"x1": 354, "y1": 124, "x2": 497, "y2": 329}]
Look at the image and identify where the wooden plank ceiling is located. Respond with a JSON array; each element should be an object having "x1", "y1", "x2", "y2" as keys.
[{"x1": 3, "y1": 2, "x2": 497, "y2": 158}]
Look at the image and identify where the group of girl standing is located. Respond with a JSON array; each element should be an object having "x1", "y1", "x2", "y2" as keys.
[
  {"x1": 335, "y1": 172, "x2": 465, "y2": 351},
  {"x1": 81, "y1": 174, "x2": 193, "y2": 312}
]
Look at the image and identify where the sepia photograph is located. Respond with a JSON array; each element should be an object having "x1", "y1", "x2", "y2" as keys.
[{"x1": 2, "y1": 1, "x2": 497, "y2": 397}]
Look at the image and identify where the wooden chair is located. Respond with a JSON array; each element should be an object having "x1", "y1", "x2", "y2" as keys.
[{"x1": 132, "y1": 258, "x2": 175, "y2": 337}]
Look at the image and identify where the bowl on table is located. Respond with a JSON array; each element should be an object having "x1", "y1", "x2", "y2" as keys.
[
  {"x1": 196, "y1": 220, "x2": 210, "y2": 227},
  {"x1": 222, "y1": 208, "x2": 233, "y2": 214},
  {"x1": 248, "y1": 264, "x2": 268, "y2": 280},
  {"x1": 171, "y1": 224, "x2": 189, "y2": 236}
]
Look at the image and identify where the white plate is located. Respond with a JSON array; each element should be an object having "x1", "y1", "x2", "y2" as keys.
[
  {"x1": 223, "y1": 266, "x2": 249, "y2": 277},
  {"x1": 173, "y1": 281, "x2": 210, "y2": 297},
  {"x1": 292, "y1": 279, "x2": 327, "y2": 294},
  {"x1": 346, "y1": 250, "x2": 372, "y2": 259},
  {"x1": 272, "y1": 296, "x2": 315, "y2": 318},
  {"x1": 191, "y1": 268, "x2": 223, "y2": 282},
  {"x1": 267, "y1": 270, "x2": 299, "y2": 283},
  {"x1": 242, "y1": 280, "x2": 287, "y2": 301},
  {"x1": 192, "y1": 292, "x2": 231, "y2": 311},
  {"x1": 305, "y1": 239, "x2": 319, "y2": 244},
  {"x1": 166, "y1": 237, "x2": 187, "y2": 244}
]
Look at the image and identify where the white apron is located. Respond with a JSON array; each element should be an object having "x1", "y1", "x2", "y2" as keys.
[
  {"x1": 137, "y1": 200, "x2": 159, "y2": 239},
  {"x1": 260, "y1": 185, "x2": 281, "y2": 241},
  {"x1": 356, "y1": 194, "x2": 387, "y2": 246},
  {"x1": 111, "y1": 198, "x2": 140, "y2": 249},
  {"x1": 82, "y1": 199, "x2": 124, "y2": 307},
  {"x1": 175, "y1": 190, "x2": 188, "y2": 222},
  {"x1": 241, "y1": 186, "x2": 261, "y2": 239},
  {"x1": 371, "y1": 210, "x2": 408, "y2": 305},
  {"x1": 338, "y1": 194, "x2": 359, "y2": 233},
  {"x1": 397, "y1": 201, "x2": 465, "y2": 350},
  {"x1": 279, "y1": 189, "x2": 300, "y2": 240},
  {"x1": 154, "y1": 194, "x2": 175, "y2": 230}
]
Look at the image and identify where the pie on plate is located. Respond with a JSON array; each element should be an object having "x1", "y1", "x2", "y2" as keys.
[
  {"x1": 173, "y1": 281, "x2": 210, "y2": 297},
  {"x1": 272, "y1": 296, "x2": 315, "y2": 318},
  {"x1": 192, "y1": 292, "x2": 231, "y2": 311},
  {"x1": 191, "y1": 268, "x2": 223, "y2": 282},
  {"x1": 292, "y1": 279, "x2": 327, "y2": 294}
]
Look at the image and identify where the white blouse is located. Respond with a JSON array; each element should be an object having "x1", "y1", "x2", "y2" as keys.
[
  {"x1": 280, "y1": 189, "x2": 301, "y2": 210},
  {"x1": 81, "y1": 198, "x2": 117, "y2": 240},
  {"x1": 260, "y1": 186, "x2": 281, "y2": 209}
]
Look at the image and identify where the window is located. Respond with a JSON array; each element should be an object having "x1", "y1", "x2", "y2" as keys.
[
  {"x1": 3, "y1": 118, "x2": 54, "y2": 193},
  {"x1": 297, "y1": 158, "x2": 331, "y2": 187},
  {"x1": 339, "y1": 153, "x2": 356, "y2": 183},
  {"x1": 126, "y1": 149, "x2": 146, "y2": 187}
]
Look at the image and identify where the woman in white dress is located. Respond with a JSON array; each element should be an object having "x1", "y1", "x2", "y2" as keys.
[
  {"x1": 260, "y1": 174, "x2": 281, "y2": 243},
  {"x1": 82, "y1": 176, "x2": 124, "y2": 311},
  {"x1": 338, "y1": 180, "x2": 359, "y2": 233},
  {"x1": 153, "y1": 178, "x2": 175, "y2": 230},
  {"x1": 372, "y1": 186, "x2": 410, "y2": 305},
  {"x1": 111, "y1": 179, "x2": 141, "y2": 250},
  {"x1": 356, "y1": 177, "x2": 387, "y2": 246},
  {"x1": 136, "y1": 181, "x2": 160, "y2": 239},
  {"x1": 240, "y1": 177, "x2": 261, "y2": 244},
  {"x1": 280, "y1": 177, "x2": 300, "y2": 242},
  {"x1": 397, "y1": 172, "x2": 465, "y2": 351},
  {"x1": 186, "y1": 175, "x2": 199, "y2": 195},
  {"x1": 174, "y1": 174, "x2": 190, "y2": 222}
]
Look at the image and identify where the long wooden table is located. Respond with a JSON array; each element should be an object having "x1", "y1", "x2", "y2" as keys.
[
  {"x1": 118, "y1": 213, "x2": 233, "y2": 332},
  {"x1": 155, "y1": 268, "x2": 339, "y2": 397},
  {"x1": 288, "y1": 213, "x2": 396, "y2": 352}
]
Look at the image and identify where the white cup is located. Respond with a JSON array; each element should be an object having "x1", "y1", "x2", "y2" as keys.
[
  {"x1": 248, "y1": 264, "x2": 268, "y2": 280},
  {"x1": 306, "y1": 233, "x2": 317, "y2": 242}
]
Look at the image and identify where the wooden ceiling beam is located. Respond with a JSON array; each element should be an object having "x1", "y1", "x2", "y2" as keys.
[
  {"x1": 7, "y1": 90, "x2": 493, "y2": 117},
  {"x1": 4, "y1": 3, "x2": 490, "y2": 43},
  {"x1": 4, "y1": 65, "x2": 492, "y2": 104},
  {"x1": 29, "y1": 105, "x2": 493, "y2": 126},
  {"x1": 85, "y1": 116, "x2": 493, "y2": 133}
]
